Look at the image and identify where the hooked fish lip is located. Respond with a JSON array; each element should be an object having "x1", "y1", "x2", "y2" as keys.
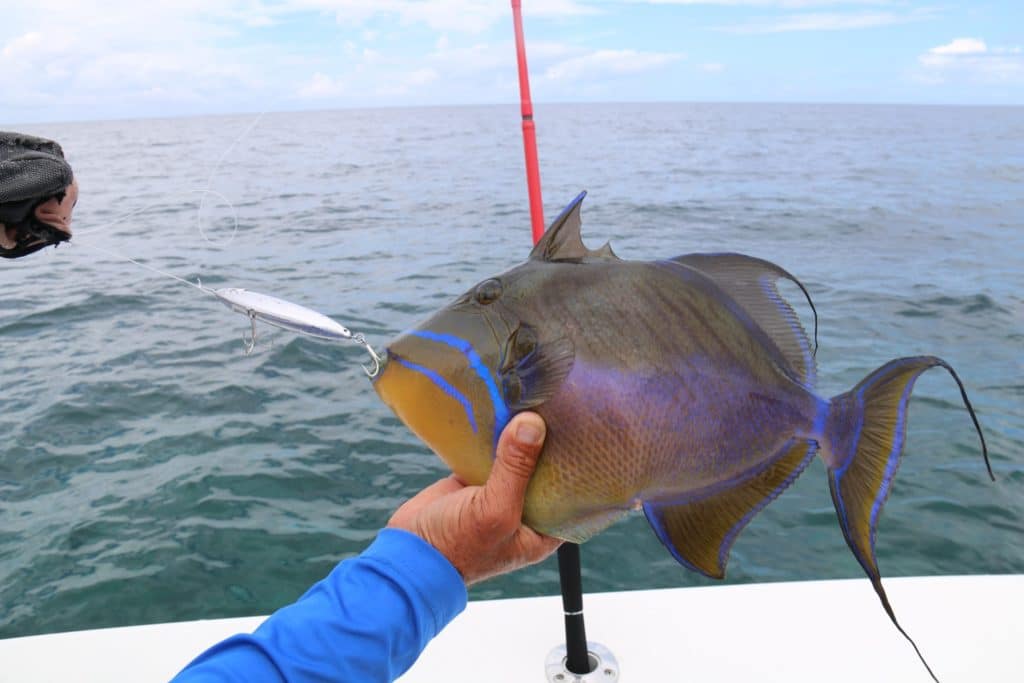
[{"x1": 372, "y1": 349, "x2": 392, "y2": 379}]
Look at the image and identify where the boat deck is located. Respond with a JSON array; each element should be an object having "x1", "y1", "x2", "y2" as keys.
[{"x1": 1, "y1": 575, "x2": 1018, "y2": 682}]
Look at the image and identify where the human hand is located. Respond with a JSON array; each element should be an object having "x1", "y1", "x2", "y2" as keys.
[
  {"x1": 387, "y1": 411, "x2": 562, "y2": 585},
  {"x1": 0, "y1": 132, "x2": 77, "y2": 259}
]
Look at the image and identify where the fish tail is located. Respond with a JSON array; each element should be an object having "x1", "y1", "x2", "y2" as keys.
[{"x1": 819, "y1": 356, "x2": 990, "y2": 683}]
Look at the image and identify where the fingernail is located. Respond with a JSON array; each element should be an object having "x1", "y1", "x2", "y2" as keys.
[{"x1": 516, "y1": 421, "x2": 543, "y2": 446}]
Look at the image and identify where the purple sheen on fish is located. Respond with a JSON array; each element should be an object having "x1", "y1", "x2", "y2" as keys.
[{"x1": 371, "y1": 191, "x2": 992, "y2": 683}]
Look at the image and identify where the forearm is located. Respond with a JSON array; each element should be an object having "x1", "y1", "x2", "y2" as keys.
[{"x1": 173, "y1": 528, "x2": 467, "y2": 683}]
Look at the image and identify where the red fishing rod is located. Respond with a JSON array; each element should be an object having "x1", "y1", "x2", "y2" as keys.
[
  {"x1": 510, "y1": 3, "x2": 601, "y2": 679},
  {"x1": 511, "y1": 0, "x2": 546, "y2": 244}
]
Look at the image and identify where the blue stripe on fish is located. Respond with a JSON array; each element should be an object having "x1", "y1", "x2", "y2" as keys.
[
  {"x1": 552, "y1": 190, "x2": 587, "y2": 226},
  {"x1": 831, "y1": 357, "x2": 916, "y2": 554},
  {"x1": 831, "y1": 379, "x2": 868, "y2": 544},
  {"x1": 392, "y1": 356, "x2": 478, "y2": 434},
  {"x1": 869, "y1": 362, "x2": 916, "y2": 545},
  {"x1": 409, "y1": 330, "x2": 510, "y2": 447},
  {"x1": 812, "y1": 398, "x2": 828, "y2": 440},
  {"x1": 642, "y1": 503, "x2": 709, "y2": 575}
]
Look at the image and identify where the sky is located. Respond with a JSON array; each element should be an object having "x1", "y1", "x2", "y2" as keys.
[{"x1": 1, "y1": 1, "x2": 1022, "y2": 123}]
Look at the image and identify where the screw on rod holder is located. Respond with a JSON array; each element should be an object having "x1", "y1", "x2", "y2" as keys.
[
  {"x1": 545, "y1": 544, "x2": 620, "y2": 682},
  {"x1": 545, "y1": 642, "x2": 620, "y2": 682}
]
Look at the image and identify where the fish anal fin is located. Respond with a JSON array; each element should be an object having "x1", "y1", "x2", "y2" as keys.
[
  {"x1": 644, "y1": 439, "x2": 817, "y2": 578},
  {"x1": 671, "y1": 253, "x2": 818, "y2": 386},
  {"x1": 529, "y1": 191, "x2": 619, "y2": 263}
]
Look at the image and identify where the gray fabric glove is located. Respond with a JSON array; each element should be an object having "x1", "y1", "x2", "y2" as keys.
[{"x1": 0, "y1": 131, "x2": 77, "y2": 258}]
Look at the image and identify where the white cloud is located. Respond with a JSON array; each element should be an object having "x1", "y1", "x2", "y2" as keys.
[
  {"x1": 715, "y1": 10, "x2": 928, "y2": 33},
  {"x1": 297, "y1": 72, "x2": 345, "y2": 98},
  {"x1": 918, "y1": 38, "x2": 1024, "y2": 84},
  {"x1": 283, "y1": 0, "x2": 596, "y2": 34},
  {"x1": 544, "y1": 49, "x2": 682, "y2": 82},
  {"x1": 699, "y1": 62, "x2": 725, "y2": 73},
  {"x1": 620, "y1": 0, "x2": 899, "y2": 6},
  {"x1": 927, "y1": 38, "x2": 987, "y2": 57},
  {"x1": 375, "y1": 67, "x2": 439, "y2": 96},
  {"x1": 1, "y1": 0, "x2": 619, "y2": 121},
  {"x1": 0, "y1": 3, "x2": 273, "y2": 120},
  {"x1": 3, "y1": 31, "x2": 44, "y2": 58}
]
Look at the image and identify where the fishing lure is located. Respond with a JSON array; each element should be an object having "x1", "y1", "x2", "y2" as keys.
[
  {"x1": 210, "y1": 286, "x2": 382, "y2": 374},
  {"x1": 71, "y1": 241, "x2": 381, "y2": 372}
]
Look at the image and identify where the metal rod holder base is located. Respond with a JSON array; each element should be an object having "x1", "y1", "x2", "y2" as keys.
[{"x1": 545, "y1": 642, "x2": 620, "y2": 682}]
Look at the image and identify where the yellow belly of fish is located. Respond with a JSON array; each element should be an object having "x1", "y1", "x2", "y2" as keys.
[{"x1": 373, "y1": 360, "x2": 493, "y2": 486}]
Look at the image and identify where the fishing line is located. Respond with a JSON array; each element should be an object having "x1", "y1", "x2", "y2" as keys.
[
  {"x1": 76, "y1": 107, "x2": 261, "y2": 242},
  {"x1": 69, "y1": 239, "x2": 382, "y2": 373},
  {"x1": 74, "y1": 202, "x2": 167, "y2": 238},
  {"x1": 70, "y1": 240, "x2": 207, "y2": 293},
  {"x1": 196, "y1": 111, "x2": 266, "y2": 247},
  {"x1": 63, "y1": 109, "x2": 382, "y2": 372},
  {"x1": 193, "y1": 189, "x2": 240, "y2": 246}
]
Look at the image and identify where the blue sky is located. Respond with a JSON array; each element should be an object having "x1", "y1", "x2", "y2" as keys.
[{"x1": 1, "y1": 1, "x2": 1021, "y2": 123}]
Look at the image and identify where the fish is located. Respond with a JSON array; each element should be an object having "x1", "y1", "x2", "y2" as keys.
[{"x1": 372, "y1": 191, "x2": 992, "y2": 681}]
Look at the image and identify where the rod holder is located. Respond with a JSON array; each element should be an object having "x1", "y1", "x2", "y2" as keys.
[
  {"x1": 545, "y1": 544, "x2": 620, "y2": 681},
  {"x1": 545, "y1": 642, "x2": 620, "y2": 682}
]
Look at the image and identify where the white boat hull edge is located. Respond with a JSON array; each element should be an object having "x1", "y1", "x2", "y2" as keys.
[{"x1": 0, "y1": 575, "x2": 1019, "y2": 683}]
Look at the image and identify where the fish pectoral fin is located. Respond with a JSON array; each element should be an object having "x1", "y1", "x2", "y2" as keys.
[
  {"x1": 501, "y1": 335, "x2": 575, "y2": 410},
  {"x1": 670, "y1": 253, "x2": 818, "y2": 386},
  {"x1": 643, "y1": 439, "x2": 817, "y2": 578}
]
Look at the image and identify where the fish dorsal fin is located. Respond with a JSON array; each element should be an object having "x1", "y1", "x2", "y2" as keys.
[
  {"x1": 529, "y1": 191, "x2": 618, "y2": 263},
  {"x1": 672, "y1": 253, "x2": 818, "y2": 386},
  {"x1": 644, "y1": 439, "x2": 817, "y2": 578}
]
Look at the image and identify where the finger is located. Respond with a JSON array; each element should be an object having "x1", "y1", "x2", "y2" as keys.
[
  {"x1": 514, "y1": 528, "x2": 563, "y2": 563},
  {"x1": 484, "y1": 412, "x2": 546, "y2": 510},
  {"x1": 481, "y1": 529, "x2": 562, "y2": 579}
]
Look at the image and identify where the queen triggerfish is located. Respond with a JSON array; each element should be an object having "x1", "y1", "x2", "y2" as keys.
[{"x1": 372, "y1": 191, "x2": 992, "y2": 681}]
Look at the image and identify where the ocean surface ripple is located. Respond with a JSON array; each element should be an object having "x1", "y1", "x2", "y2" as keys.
[{"x1": 1, "y1": 103, "x2": 1021, "y2": 638}]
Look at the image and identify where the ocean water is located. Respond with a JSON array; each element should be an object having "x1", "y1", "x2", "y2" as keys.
[{"x1": 1, "y1": 103, "x2": 1021, "y2": 639}]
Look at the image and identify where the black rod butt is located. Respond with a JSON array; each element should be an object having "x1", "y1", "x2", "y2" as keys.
[{"x1": 557, "y1": 543, "x2": 592, "y2": 674}]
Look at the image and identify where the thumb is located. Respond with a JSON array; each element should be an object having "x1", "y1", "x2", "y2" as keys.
[{"x1": 484, "y1": 412, "x2": 546, "y2": 510}]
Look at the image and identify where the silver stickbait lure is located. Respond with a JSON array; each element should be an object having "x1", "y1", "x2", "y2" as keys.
[
  {"x1": 72, "y1": 241, "x2": 382, "y2": 375},
  {"x1": 210, "y1": 286, "x2": 381, "y2": 375}
]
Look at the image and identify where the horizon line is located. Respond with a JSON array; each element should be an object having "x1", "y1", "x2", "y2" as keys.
[{"x1": 6, "y1": 97, "x2": 1022, "y2": 128}]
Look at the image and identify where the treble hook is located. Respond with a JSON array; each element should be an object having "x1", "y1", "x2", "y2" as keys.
[
  {"x1": 355, "y1": 333, "x2": 383, "y2": 378},
  {"x1": 210, "y1": 287, "x2": 381, "y2": 368},
  {"x1": 243, "y1": 310, "x2": 258, "y2": 355}
]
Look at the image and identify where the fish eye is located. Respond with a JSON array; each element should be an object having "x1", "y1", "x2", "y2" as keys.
[{"x1": 474, "y1": 278, "x2": 502, "y2": 305}]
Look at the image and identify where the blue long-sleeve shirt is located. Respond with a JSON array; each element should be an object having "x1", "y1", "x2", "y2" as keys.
[{"x1": 173, "y1": 528, "x2": 468, "y2": 682}]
